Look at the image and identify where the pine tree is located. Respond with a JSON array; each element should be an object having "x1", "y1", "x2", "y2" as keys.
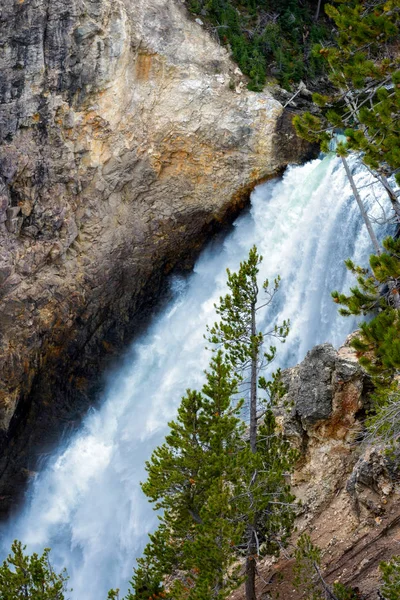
[
  {"x1": 293, "y1": 0, "x2": 400, "y2": 215},
  {"x1": 293, "y1": 535, "x2": 360, "y2": 600},
  {"x1": 332, "y1": 236, "x2": 400, "y2": 449},
  {"x1": 126, "y1": 247, "x2": 296, "y2": 600},
  {"x1": 332, "y1": 236, "x2": 400, "y2": 385},
  {"x1": 315, "y1": 3, "x2": 400, "y2": 445},
  {"x1": 235, "y1": 412, "x2": 297, "y2": 600},
  {"x1": 185, "y1": 0, "x2": 329, "y2": 90},
  {"x1": 207, "y1": 246, "x2": 293, "y2": 600},
  {"x1": 0, "y1": 541, "x2": 69, "y2": 600},
  {"x1": 142, "y1": 351, "x2": 243, "y2": 525},
  {"x1": 380, "y1": 555, "x2": 400, "y2": 600},
  {"x1": 207, "y1": 245, "x2": 289, "y2": 455},
  {"x1": 131, "y1": 351, "x2": 245, "y2": 600}
]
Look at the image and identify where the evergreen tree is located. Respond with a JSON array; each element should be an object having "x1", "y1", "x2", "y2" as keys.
[
  {"x1": 0, "y1": 541, "x2": 69, "y2": 600},
  {"x1": 186, "y1": 0, "x2": 329, "y2": 90},
  {"x1": 207, "y1": 246, "x2": 293, "y2": 600},
  {"x1": 235, "y1": 413, "x2": 297, "y2": 600},
  {"x1": 127, "y1": 247, "x2": 296, "y2": 600},
  {"x1": 332, "y1": 236, "x2": 400, "y2": 449},
  {"x1": 380, "y1": 555, "x2": 400, "y2": 600},
  {"x1": 131, "y1": 352, "x2": 245, "y2": 599},
  {"x1": 313, "y1": 0, "x2": 400, "y2": 447},
  {"x1": 207, "y1": 245, "x2": 289, "y2": 455},
  {"x1": 293, "y1": 534, "x2": 361, "y2": 600},
  {"x1": 332, "y1": 236, "x2": 400, "y2": 386},
  {"x1": 293, "y1": 0, "x2": 400, "y2": 215}
]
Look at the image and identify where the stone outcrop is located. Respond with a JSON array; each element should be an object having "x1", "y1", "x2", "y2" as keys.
[
  {"x1": 0, "y1": 0, "x2": 312, "y2": 514},
  {"x1": 346, "y1": 447, "x2": 396, "y2": 518},
  {"x1": 230, "y1": 340, "x2": 400, "y2": 600},
  {"x1": 276, "y1": 342, "x2": 368, "y2": 514}
]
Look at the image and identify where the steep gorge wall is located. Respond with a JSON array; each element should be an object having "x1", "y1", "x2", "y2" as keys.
[{"x1": 0, "y1": 0, "x2": 311, "y2": 513}]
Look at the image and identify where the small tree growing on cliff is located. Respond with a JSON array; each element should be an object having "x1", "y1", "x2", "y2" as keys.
[
  {"x1": 293, "y1": 534, "x2": 361, "y2": 600},
  {"x1": 332, "y1": 236, "x2": 400, "y2": 448},
  {"x1": 380, "y1": 555, "x2": 400, "y2": 600},
  {"x1": 332, "y1": 236, "x2": 400, "y2": 385}
]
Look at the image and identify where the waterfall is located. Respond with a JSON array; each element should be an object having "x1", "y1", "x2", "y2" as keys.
[{"x1": 0, "y1": 154, "x2": 392, "y2": 599}]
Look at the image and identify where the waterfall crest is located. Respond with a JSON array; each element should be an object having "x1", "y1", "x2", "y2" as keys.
[{"x1": 0, "y1": 155, "x2": 391, "y2": 599}]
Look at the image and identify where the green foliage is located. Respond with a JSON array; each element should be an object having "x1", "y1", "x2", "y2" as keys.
[
  {"x1": 332, "y1": 582, "x2": 360, "y2": 600},
  {"x1": 366, "y1": 387, "x2": 400, "y2": 450},
  {"x1": 332, "y1": 235, "x2": 400, "y2": 451},
  {"x1": 380, "y1": 555, "x2": 400, "y2": 600},
  {"x1": 0, "y1": 541, "x2": 69, "y2": 600},
  {"x1": 131, "y1": 351, "x2": 245, "y2": 599},
  {"x1": 127, "y1": 530, "x2": 174, "y2": 599},
  {"x1": 293, "y1": 534, "x2": 324, "y2": 600},
  {"x1": 206, "y1": 245, "x2": 295, "y2": 598},
  {"x1": 130, "y1": 247, "x2": 297, "y2": 600},
  {"x1": 185, "y1": 0, "x2": 330, "y2": 90},
  {"x1": 294, "y1": 0, "x2": 400, "y2": 185},
  {"x1": 292, "y1": 112, "x2": 331, "y2": 152},
  {"x1": 352, "y1": 311, "x2": 400, "y2": 381},
  {"x1": 235, "y1": 411, "x2": 297, "y2": 557},
  {"x1": 142, "y1": 351, "x2": 243, "y2": 515},
  {"x1": 207, "y1": 245, "x2": 289, "y2": 381},
  {"x1": 332, "y1": 236, "x2": 400, "y2": 386},
  {"x1": 294, "y1": 535, "x2": 361, "y2": 600}
]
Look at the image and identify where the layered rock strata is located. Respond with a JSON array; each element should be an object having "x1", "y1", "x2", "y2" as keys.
[{"x1": 0, "y1": 0, "x2": 312, "y2": 514}]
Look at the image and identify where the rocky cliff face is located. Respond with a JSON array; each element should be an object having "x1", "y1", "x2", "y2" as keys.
[
  {"x1": 231, "y1": 341, "x2": 400, "y2": 600},
  {"x1": 276, "y1": 342, "x2": 368, "y2": 515},
  {"x1": 0, "y1": 0, "x2": 312, "y2": 513}
]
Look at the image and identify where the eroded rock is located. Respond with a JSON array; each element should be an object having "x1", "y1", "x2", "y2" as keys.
[
  {"x1": 276, "y1": 341, "x2": 367, "y2": 513},
  {"x1": 231, "y1": 340, "x2": 400, "y2": 600},
  {"x1": 347, "y1": 448, "x2": 395, "y2": 518},
  {"x1": 277, "y1": 340, "x2": 398, "y2": 522},
  {"x1": 0, "y1": 0, "x2": 312, "y2": 514}
]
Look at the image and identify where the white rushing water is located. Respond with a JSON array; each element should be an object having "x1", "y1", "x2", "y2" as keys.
[{"x1": 0, "y1": 154, "x2": 392, "y2": 598}]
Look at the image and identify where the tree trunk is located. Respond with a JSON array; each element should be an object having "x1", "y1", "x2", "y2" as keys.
[
  {"x1": 341, "y1": 156, "x2": 381, "y2": 255},
  {"x1": 245, "y1": 530, "x2": 257, "y2": 600},
  {"x1": 377, "y1": 173, "x2": 400, "y2": 220},
  {"x1": 249, "y1": 302, "x2": 257, "y2": 455},
  {"x1": 314, "y1": 0, "x2": 322, "y2": 21},
  {"x1": 340, "y1": 95, "x2": 400, "y2": 216},
  {"x1": 247, "y1": 304, "x2": 258, "y2": 599}
]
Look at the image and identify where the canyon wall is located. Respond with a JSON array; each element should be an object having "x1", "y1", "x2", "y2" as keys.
[{"x1": 0, "y1": 0, "x2": 311, "y2": 513}]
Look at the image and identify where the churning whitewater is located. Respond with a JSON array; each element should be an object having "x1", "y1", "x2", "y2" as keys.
[{"x1": 0, "y1": 155, "x2": 391, "y2": 599}]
